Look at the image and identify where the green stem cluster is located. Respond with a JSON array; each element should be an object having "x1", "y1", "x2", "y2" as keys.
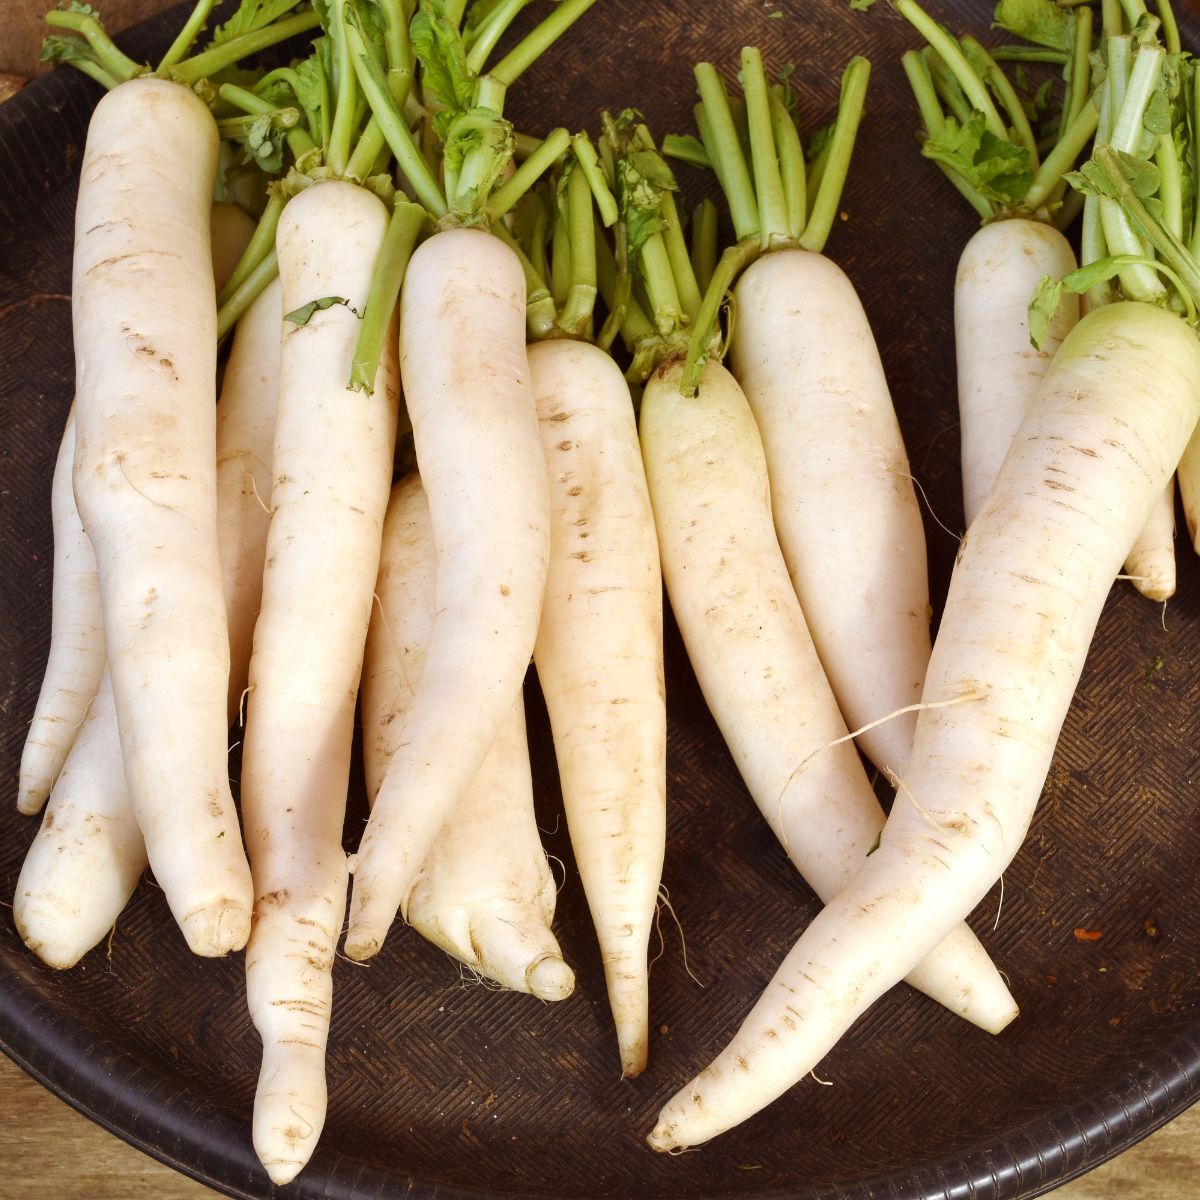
[
  {"x1": 897, "y1": 0, "x2": 1096, "y2": 226},
  {"x1": 666, "y1": 49, "x2": 870, "y2": 394}
]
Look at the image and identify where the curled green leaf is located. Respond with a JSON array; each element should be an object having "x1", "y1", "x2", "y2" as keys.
[
  {"x1": 284, "y1": 295, "x2": 355, "y2": 325},
  {"x1": 922, "y1": 111, "x2": 1032, "y2": 204},
  {"x1": 992, "y1": 0, "x2": 1072, "y2": 53}
]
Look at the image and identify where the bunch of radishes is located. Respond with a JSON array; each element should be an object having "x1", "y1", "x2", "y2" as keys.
[{"x1": 11, "y1": 0, "x2": 1200, "y2": 1180}]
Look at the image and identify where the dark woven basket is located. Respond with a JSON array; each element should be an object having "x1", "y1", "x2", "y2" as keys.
[{"x1": 3, "y1": 2, "x2": 1200, "y2": 1197}]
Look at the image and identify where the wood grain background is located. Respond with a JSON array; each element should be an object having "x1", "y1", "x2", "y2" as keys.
[{"x1": 2, "y1": 1, "x2": 1198, "y2": 1196}]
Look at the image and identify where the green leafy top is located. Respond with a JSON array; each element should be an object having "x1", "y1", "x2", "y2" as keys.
[
  {"x1": 411, "y1": 0, "x2": 477, "y2": 137},
  {"x1": 212, "y1": 0, "x2": 308, "y2": 46},
  {"x1": 923, "y1": 111, "x2": 1032, "y2": 204},
  {"x1": 992, "y1": 0, "x2": 1072, "y2": 54},
  {"x1": 605, "y1": 111, "x2": 680, "y2": 259},
  {"x1": 898, "y1": 0, "x2": 1098, "y2": 225}
]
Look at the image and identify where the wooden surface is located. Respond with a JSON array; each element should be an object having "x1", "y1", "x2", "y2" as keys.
[
  {"x1": 0, "y1": 1048, "x2": 1196, "y2": 1199},
  {"x1": 2, "y1": 3, "x2": 1197, "y2": 1197}
]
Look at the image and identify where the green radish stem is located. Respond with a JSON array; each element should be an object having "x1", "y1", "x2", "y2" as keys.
[
  {"x1": 677, "y1": 52, "x2": 868, "y2": 395},
  {"x1": 900, "y1": 50, "x2": 992, "y2": 220},
  {"x1": 572, "y1": 132, "x2": 619, "y2": 227},
  {"x1": 800, "y1": 57, "x2": 868, "y2": 253},
  {"x1": 1159, "y1": 0, "x2": 1181, "y2": 54},
  {"x1": 742, "y1": 46, "x2": 790, "y2": 246},
  {"x1": 770, "y1": 88, "x2": 806, "y2": 239},
  {"x1": 489, "y1": 0, "x2": 597, "y2": 85},
  {"x1": 43, "y1": 9, "x2": 143, "y2": 82},
  {"x1": 218, "y1": 194, "x2": 283, "y2": 309},
  {"x1": 217, "y1": 249, "x2": 278, "y2": 341},
  {"x1": 557, "y1": 164, "x2": 599, "y2": 335},
  {"x1": 349, "y1": 202, "x2": 427, "y2": 392},
  {"x1": 1191, "y1": 68, "x2": 1200, "y2": 258},
  {"x1": 961, "y1": 36, "x2": 1038, "y2": 168},
  {"x1": 691, "y1": 199, "x2": 718, "y2": 294},
  {"x1": 1025, "y1": 99, "x2": 1100, "y2": 213},
  {"x1": 894, "y1": 0, "x2": 1007, "y2": 139},
  {"x1": 343, "y1": 7, "x2": 447, "y2": 216},
  {"x1": 695, "y1": 65, "x2": 758, "y2": 241},
  {"x1": 1102, "y1": 44, "x2": 1167, "y2": 301},
  {"x1": 490, "y1": 221, "x2": 558, "y2": 338},
  {"x1": 219, "y1": 83, "x2": 320, "y2": 168},
  {"x1": 170, "y1": 13, "x2": 322, "y2": 84},
  {"x1": 487, "y1": 128, "x2": 572, "y2": 220},
  {"x1": 156, "y1": 0, "x2": 216, "y2": 73},
  {"x1": 466, "y1": 0, "x2": 536, "y2": 73}
]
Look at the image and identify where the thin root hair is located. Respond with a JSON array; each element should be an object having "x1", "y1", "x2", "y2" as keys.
[
  {"x1": 368, "y1": 592, "x2": 418, "y2": 698},
  {"x1": 538, "y1": 812, "x2": 561, "y2": 837},
  {"x1": 918, "y1": 417, "x2": 960, "y2": 474},
  {"x1": 288, "y1": 1106, "x2": 315, "y2": 1140},
  {"x1": 648, "y1": 896, "x2": 667, "y2": 974},
  {"x1": 334, "y1": 914, "x2": 371, "y2": 967},
  {"x1": 809, "y1": 1068, "x2": 834, "y2": 1086},
  {"x1": 544, "y1": 853, "x2": 567, "y2": 895},
  {"x1": 105, "y1": 920, "x2": 118, "y2": 974},
  {"x1": 892, "y1": 466, "x2": 961, "y2": 543},
  {"x1": 247, "y1": 469, "x2": 274, "y2": 515},
  {"x1": 455, "y1": 961, "x2": 505, "y2": 992},
  {"x1": 238, "y1": 685, "x2": 253, "y2": 727},
  {"x1": 775, "y1": 691, "x2": 987, "y2": 853},
  {"x1": 69, "y1": 689, "x2": 99, "y2": 736},
  {"x1": 657, "y1": 886, "x2": 704, "y2": 988}
]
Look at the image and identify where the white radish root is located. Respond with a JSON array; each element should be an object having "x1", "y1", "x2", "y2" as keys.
[
  {"x1": 639, "y1": 357, "x2": 1016, "y2": 1034},
  {"x1": 531, "y1": 338, "x2": 666, "y2": 1075},
  {"x1": 17, "y1": 409, "x2": 105, "y2": 816},
  {"x1": 217, "y1": 275, "x2": 282, "y2": 719},
  {"x1": 241, "y1": 179, "x2": 398, "y2": 1186},
  {"x1": 14, "y1": 256, "x2": 281, "y2": 971},
  {"x1": 730, "y1": 248, "x2": 929, "y2": 780},
  {"x1": 1123, "y1": 482, "x2": 1176, "y2": 602},
  {"x1": 346, "y1": 227, "x2": 550, "y2": 961},
  {"x1": 70, "y1": 77, "x2": 252, "y2": 956},
  {"x1": 362, "y1": 473, "x2": 573, "y2": 1002},
  {"x1": 17, "y1": 197, "x2": 254, "y2": 820},
  {"x1": 954, "y1": 218, "x2": 1079, "y2": 527},
  {"x1": 13, "y1": 672, "x2": 145, "y2": 969},
  {"x1": 647, "y1": 301, "x2": 1200, "y2": 1152}
]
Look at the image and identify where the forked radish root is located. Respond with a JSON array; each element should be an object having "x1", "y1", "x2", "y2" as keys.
[
  {"x1": 347, "y1": 228, "x2": 551, "y2": 962},
  {"x1": 362, "y1": 473, "x2": 573, "y2": 1001},
  {"x1": 15, "y1": 266, "x2": 280, "y2": 971}
]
